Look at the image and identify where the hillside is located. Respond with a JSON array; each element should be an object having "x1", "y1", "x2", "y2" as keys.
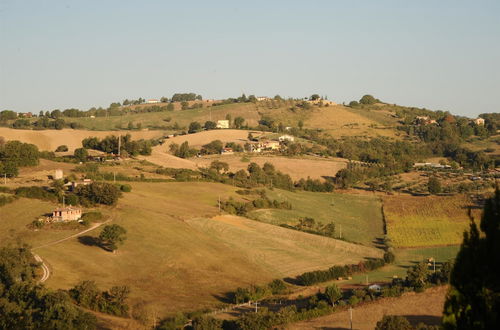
[
  {"x1": 6, "y1": 182, "x2": 382, "y2": 315},
  {"x1": 0, "y1": 127, "x2": 163, "y2": 152}
]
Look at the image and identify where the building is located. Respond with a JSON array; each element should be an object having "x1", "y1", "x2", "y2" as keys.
[
  {"x1": 262, "y1": 141, "x2": 280, "y2": 150},
  {"x1": 216, "y1": 120, "x2": 229, "y2": 129},
  {"x1": 51, "y1": 207, "x2": 82, "y2": 222},
  {"x1": 474, "y1": 118, "x2": 485, "y2": 126},
  {"x1": 278, "y1": 134, "x2": 295, "y2": 142},
  {"x1": 69, "y1": 179, "x2": 93, "y2": 191},
  {"x1": 54, "y1": 169, "x2": 63, "y2": 180},
  {"x1": 146, "y1": 99, "x2": 160, "y2": 104},
  {"x1": 256, "y1": 96, "x2": 269, "y2": 101},
  {"x1": 221, "y1": 147, "x2": 234, "y2": 155}
]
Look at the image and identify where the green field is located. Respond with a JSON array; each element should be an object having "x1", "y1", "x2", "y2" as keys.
[
  {"x1": 384, "y1": 195, "x2": 475, "y2": 247},
  {"x1": 345, "y1": 245, "x2": 460, "y2": 284},
  {"x1": 8, "y1": 182, "x2": 382, "y2": 316},
  {"x1": 247, "y1": 190, "x2": 384, "y2": 247},
  {"x1": 0, "y1": 198, "x2": 85, "y2": 247}
]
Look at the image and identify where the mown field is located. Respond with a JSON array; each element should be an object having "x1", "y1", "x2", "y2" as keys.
[
  {"x1": 383, "y1": 194, "x2": 478, "y2": 247},
  {"x1": 23, "y1": 182, "x2": 382, "y2": 316},
  {"x1": 0, "y1": 127, "x2": 163, "y2": 152},
  {"x1": 248, "y1": 190, "x2": 384, "y2": 246},
  {"x1": 193, "y1": 154, "x2": 348, "y2": 181},
  {"x1": 288, "y1": 286, "x2": 448, "y2": 330}
]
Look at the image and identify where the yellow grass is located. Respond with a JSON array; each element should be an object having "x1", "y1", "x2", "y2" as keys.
[
  {"x1": 27, "y1": 182, "x2": 381, "y2": 316},
  {"x1": 193, "y1": 154, "x2": 348, "y2": 180},
  {"x1": 0, "y1": 127, "x2": 164, "y2": 152},
  {"x1": 383, "y1": 194, "x2": 478, "y2": 247}
]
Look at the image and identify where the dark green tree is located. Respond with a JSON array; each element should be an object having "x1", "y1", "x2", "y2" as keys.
[
  {"x1": 375, "y1": 315, "x2": 413, "y2": 330},
  {"x1": 442, "y1": 189, "x2": 500, "y2": 329},
  {"x1": 359, "y1": 94, "x2": 378, "y2": 105},
  {"x1": 324, "y1": 284, "x2": 342, "y2": 306},
  {"x1": 99, "y1": 224, "x2": 127, "y2": 252},
  {"x1": 74, "y1": 148, "x2": 89, "y2": 163},
  {"x1": 188, "y1": 121, "x2": 202, "y2": 133},
  {"x1": 428, "y1": 177, "x2": 442, "y2": 194}
]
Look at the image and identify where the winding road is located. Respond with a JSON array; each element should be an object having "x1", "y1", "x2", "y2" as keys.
[{"x1": 32, "y1": 221, "x2": 110, "y2": 283}]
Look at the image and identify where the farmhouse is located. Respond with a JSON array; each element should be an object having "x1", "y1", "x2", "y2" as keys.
[
  {"x1": 256, "y1": 96, "x2": 269, "y2": 101},
  {"x1": 146, "y1": 99, "x2": 160, "y2": 104},
  {"x1": 69, "y1": 178, "x2": 93, "y2": 191},
  {"x1": 279, "y1": 134, "x2": 295, "y2": 142},
  {"x1": 51, "y1": 207, "x2": 82, "y2": 222},
  {"x1": 221, "y1": 147, "x2": 234, "y2": 155},
  {"x1": 474, "y1": 118, "x2": 485, "y2": 125},
  {"x1": 262, "y1": 141, "x2": 280, "y2": 150},
  {"x1": 216, "y1": 120, "x2": 229, "y2": 129},
  {"x1": 415, "y1": 116, "x2": 437, "y2": 125}
]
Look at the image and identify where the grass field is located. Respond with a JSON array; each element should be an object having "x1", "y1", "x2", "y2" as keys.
[
  {"x1": 383, "y1": 194, "x2": 477, "y2": 247},
  {"x1": 0, "y1": 198, "x2": 85, "y2": 247},
  {"x1": 0, "y1": 127, "x2": 164, "y2": 152},
  {"x1": 23, "y1": 182, "x2": 382, "y2": 316},
  {"x1": 288, "y1": 285, "x2": 448, "y2": 330},
  {"x1": 344, "y1": 245, "x2": 460, "y2": 284},
  {"x1": 63, "y1": 103, "x2": 262, "y2": 131},
  {"x1": 193, "y1": 154, "x2": 348, "y2": 181},
  {"x1": 248, "y1": 190, "x2": 384, "y2": 246}
]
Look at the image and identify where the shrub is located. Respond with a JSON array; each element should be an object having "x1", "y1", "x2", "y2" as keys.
[
  {"x1": 384, "y1": 251, "x2": 396, "y2": 264},
  {"x1": 120, "y1": 184, "x2": 132, "y2": 192},
  {"x1": 55, "y1": 145, "x2": 69, "y2": 152}
]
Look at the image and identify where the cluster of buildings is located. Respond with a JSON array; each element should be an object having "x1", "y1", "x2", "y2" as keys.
[
  {"x1": 415, "y1": 116, "x2": 485, "y2": 126},
  {"x1": 413, "y1": 162, "x2": 452, "y2": 169}
]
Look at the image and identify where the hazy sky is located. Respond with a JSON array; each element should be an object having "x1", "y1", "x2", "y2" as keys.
[{"x1": 1, "y1": 0, "x2": 499, "y2": 117}]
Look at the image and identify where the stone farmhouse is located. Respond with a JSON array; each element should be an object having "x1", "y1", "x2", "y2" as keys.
[{"x1": 51, "y1": 207, "x2": 82, "y2": 222}]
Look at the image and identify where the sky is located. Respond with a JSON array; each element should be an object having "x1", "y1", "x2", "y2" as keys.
[{"x1": 1, "y1": 0, "x2": 499, "y2": 117}]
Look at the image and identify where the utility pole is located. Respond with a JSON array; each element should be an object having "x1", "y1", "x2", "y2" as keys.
[
  {"x1": 62, "y1": 195, "x2": 65, "y2": 208},
  {"x1": 349, "y1": 306, "x2": 353, "y2": 330},
  {"x1": 254, "y1": 301, "x2": 259, "y2": 313},
  {"x1": 3, "y1": 173, "x2": 6, "y2": 185},
  {"x1": 218, "y1": 196, "x2": 221, "y2": 213},
  {"x1": 113, "y1": 172, "x2": 116, "y2": 183},
  {"x1": 339, "y1": 224, "x2": 342, "y2": 239},
  {"x1": 118, "y1": 135, "x2": 121, "y2": 157},
  {"x1": 365, "y1": 275, "x2": 368, "y2": 285}
]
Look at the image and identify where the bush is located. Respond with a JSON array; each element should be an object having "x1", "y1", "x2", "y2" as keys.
[
  {"x1": 375, "y1": 315, "x2": 413, "y2": 330},
  {"x1": 384, "y1": 251, "x2": 396, "y2": 264},
  {"x1": 15, "y1": 186, "x2": 57, "y2": 201},
  {"x1": 55, "y1": 145, "x2": 69, "y2": 152},
  {"x1": 120, "y1": 184, "x2": 132, "y2": 192}
]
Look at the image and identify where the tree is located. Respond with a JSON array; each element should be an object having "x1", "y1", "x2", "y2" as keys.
[
  {"x1": 99, "y1": 224, "x2": 127, "y2": 252},
  {"x1": 375, "y1": 315, "x2": 413, "y2": 330},
  {"x1": 202, "y1": 140, "x2": 223, "y2": 154},
  {"x1": 406, "y1": 262, "x2": 429, "y2": 291},
  {"x1": 359, "y1": 95, "x2": 378, "y2": 105},
  {"x1": 75, "y1": 182, "x2": 121, "y2": 205},
  {"x1": 55, "y1": 145, "x2": 68, "y2": 152},
  {"x1": 74, "y1": 148, "x2": 88, "y2": 163},
  {"x1": 188, "y1": 121, "x2": 202, "y2": 133},
  {"x1": 324, "y1": 284, "x2": 342, "y2": 306},
  {"x1": 210, "y1": 160, "x2": 229, "y2": 174},
  {"x1": 428, "y1": 177, "x2": 442, "y2": 194},
  {"x1": 442, "y1": 189, "x2": 500, "y2": 329},
  {"x1": 298, "y1": 120, "x2": 304, "y2": 130},
  {"x1": 234, "y1": 116, "x2": 245, "y2": 128},
  {"x1": 128, "y1": 121, "x2": 134, "y2": 130},
  {"x1": 204, "y1": 121, "x2": 217, "y2": 130},
  {"x1": 310, "y1": 94, "x2": 320, "y2": 101},
  {"x1": 192, "y1": 315, "x2": 223, "y2": 330}
]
